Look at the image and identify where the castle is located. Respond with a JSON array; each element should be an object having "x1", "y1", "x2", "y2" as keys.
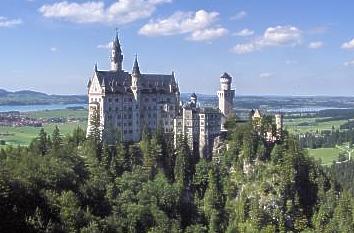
[{"x1": 87, "y1": 33, "x2": 235, "y2": 158}]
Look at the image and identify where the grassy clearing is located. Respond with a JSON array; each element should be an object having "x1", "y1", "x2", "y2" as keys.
[
  {"x1": 0, "y1": 122, "x2": 87, "y2": 146},
  {"x1": 27, "y1": 109, "x2": 88, "y2": 120},
  {"x1": 0, "y1": 109, "x2": 88, "y2": 147},
  {"x1": 285, "y1": 117, "x2": 347, "y2": 134},
  {"x1": 307, "y1": 147, "x2": 340, "y2": 165}
]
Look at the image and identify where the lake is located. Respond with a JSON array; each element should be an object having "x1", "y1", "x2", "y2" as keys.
[{"x1": 0, "y1": 103, "x2": 87, "y2": 113}]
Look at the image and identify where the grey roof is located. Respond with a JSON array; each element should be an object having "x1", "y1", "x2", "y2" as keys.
[
  {"x1": 132, "y1": 56, "x2": 140, "y2": 75},
  {"x1": 220, "y1": 72, "x2": 232, "y2": 80},
  {"x1": 91, "y1": 70, "x2": 178, "y2": 94},
  {"x1": 113, "y1": 33, "x2": 122, "y2": 53}
]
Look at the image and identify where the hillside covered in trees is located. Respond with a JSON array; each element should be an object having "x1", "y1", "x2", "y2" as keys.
[{"x1": 1, "y1": 118, "x2": 354, "y2": 232}]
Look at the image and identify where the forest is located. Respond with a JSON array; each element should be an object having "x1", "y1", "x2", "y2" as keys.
[{"x1": 1, "y1": 115, "x2": 354, "y2": 233}]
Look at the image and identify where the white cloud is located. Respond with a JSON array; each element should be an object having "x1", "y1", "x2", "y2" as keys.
[
  {"x1": 232, "y1": 43, "x2": 258, "y2": 54},
  {"x1": 342, "y1": 38, "x2": 354, "y2": 50},
  {"x1": 230, "y1": 11, "x2": 247, "y2": 20},
  {"x1": 308, "y1": 41, "x2": 324, "y2": 49},
  {"x1": 139, "y1": 9, "x2": 227, "y2": 41},
  {"x1": 263, "y1": 26, "x2": 302, "y2": 45},
  {"x1": 232, "y1": 25, "x2": 302, "y2": 54},
  {"x1": 344, "y1": 60, "x2": 354, "y2": 67},
  {"x1": 234, "y1": 28, "x2": 254, "y2": 37},
  {"x1": 139, "y1": 10, "x2": 218, "y2": 36},
  {"x1": 97, "y1": 42, "x2": 113, "y2": 49},
  {"x1": 39, "y1": 0, "x2": 171, "y2": 25},
  {"x1": 50, "y1": 47, "x2": 58, "y2": 52},
  {"x1": 0, "y1": 16, "x2": 23, "y2": 27},
  {"x1": 259, "y1": 72, "x2": 273, "y2": 78},
  {"x1": 187, "y1": 27, "x2": 228, "y2": 41}
]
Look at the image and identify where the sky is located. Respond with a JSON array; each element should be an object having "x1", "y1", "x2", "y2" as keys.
[{"x1": 0, "y1": 0, "x2": 354, "y2": 96}]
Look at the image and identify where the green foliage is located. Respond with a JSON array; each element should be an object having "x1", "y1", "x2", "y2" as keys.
[{"x1": 1, "y1": 120, "x2": 354, "y2": 232}]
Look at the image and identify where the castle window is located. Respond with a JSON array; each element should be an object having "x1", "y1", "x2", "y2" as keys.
[
  {"x1": 115, "y1": 98, "x2": 119, "y2": 102},
  {"x1": 108, "y1": 98, "x2": 112, "y2": 102}
]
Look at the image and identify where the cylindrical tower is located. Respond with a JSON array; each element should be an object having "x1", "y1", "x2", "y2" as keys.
[{"x1": 217, "y1": 72, "x2": 235, "y2": 117}]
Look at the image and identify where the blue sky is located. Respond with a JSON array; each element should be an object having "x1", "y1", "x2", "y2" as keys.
[{"x1": 0, "y1": 0, "x2": 354, "y2": 96}]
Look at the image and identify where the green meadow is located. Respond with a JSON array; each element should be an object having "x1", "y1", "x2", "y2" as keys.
[
  {"x1": 0, "y1": 109, "x2": 88, "y2": 147},
  {"x1": 284, "y1": 117, "x2": 347, "y2": 134},
  {"x1": 307, "y1": 147, "x2": 341, "y2": 165}
]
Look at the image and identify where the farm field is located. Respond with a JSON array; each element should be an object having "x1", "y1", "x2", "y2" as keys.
[
  {"x1": 307, "y1": 147, "x2": 341, "y2": 165},
  {"x1": 0, "y1": 109, "x2": 88, "y2": 147},
  {"x1": 284, "y1": 117, "x2": 348, "y2": 134},
  {"x1": 0, "y1": 122, "x2": 87, "y2": 146},
  {"x1": 27, "y1": 108, "x2": 87, "y2": 120}
]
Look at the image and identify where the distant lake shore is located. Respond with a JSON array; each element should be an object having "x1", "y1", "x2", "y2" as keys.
[{"x1": 0, "y1": 104, "x2": 87, "y2": 113}]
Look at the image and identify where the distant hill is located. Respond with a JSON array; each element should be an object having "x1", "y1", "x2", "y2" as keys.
[{"x1": 0, "y1": 89, "x2": 87, "y2": 106}]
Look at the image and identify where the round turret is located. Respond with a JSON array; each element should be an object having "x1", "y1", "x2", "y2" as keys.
[
  {"x1": 190, "y1": 93, "x2": 197, "y2": 106},
  {"x1": 220, "y1": 72, "x2": 232, "y2": 90}
]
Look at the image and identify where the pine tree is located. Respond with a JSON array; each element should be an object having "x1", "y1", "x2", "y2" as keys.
[
  {"x1": 203, "y1": 164, "x2": 226, "y2": 233},
  {"x1": 70, "y1": 126, "x2": 86, "y2": 146},
  {"x1": 88, "y1": 107, "x2": 102, "y2": 161},
  {"x1": 174, "y1": 136, "x2": 192, "y2": 189},
  {"x1": 51, "y1": 125, "x2": 62, "y2": 154},
  {"x1": 38, "y1": 128, "x2": 48, "y2": 156}
]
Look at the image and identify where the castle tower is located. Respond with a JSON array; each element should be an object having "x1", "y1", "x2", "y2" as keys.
[
  {"x1": 275, "y1": 113, "x2": 284, "y2": 139},
  {"x1": 131, "y1": 55, "x2": 141, "y2": 99},
  {"x1": 111, "y1": 33, "x2": 123, "y2": 71},
  {"x1": 190, "y1": 93, "x2": 197, "y2": 107},
  {"x1": 217, "y1": 72, "x2": 235, "y2": 118}
]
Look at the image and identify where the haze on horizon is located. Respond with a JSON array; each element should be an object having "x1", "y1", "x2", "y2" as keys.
[{"x1": 0, "y1": 0, "x2": 354, "y2": 96}]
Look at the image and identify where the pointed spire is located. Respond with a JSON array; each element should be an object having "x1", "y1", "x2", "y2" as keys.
[
  {"x1": 113, "y1": 28, "x2": 121, "y2": 52},
  {"x1": 94, "y1": 62, "x2": 98, "y2": 72},
  {"x1": 132, "y1": 54, "x2": 140, "y2": 75},
  {"x1": 111, "y1": 29, "x2": 123, "y2": 71}
]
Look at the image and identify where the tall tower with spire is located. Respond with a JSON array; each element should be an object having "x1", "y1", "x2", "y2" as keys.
[
  {"x1": 111, "y1": 32, "x2": 123, "y2": 71},
  {"x1": 217, "y1": 73, "x2": 235, "y2": 128}
]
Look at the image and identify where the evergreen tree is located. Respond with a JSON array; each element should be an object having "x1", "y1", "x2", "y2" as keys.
[
  {"x1": 203, "y1": 164, "x2": 226, "y2": 233},
  {"x1": 38, "y1": 128, "x2": 49, "y2": 156},
  {"x1": 51, "y1": 125, "x2": 62, "y2": 154},
  {"x1": 87, "y1": 107, "x2": 102, "y2": 161}
]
